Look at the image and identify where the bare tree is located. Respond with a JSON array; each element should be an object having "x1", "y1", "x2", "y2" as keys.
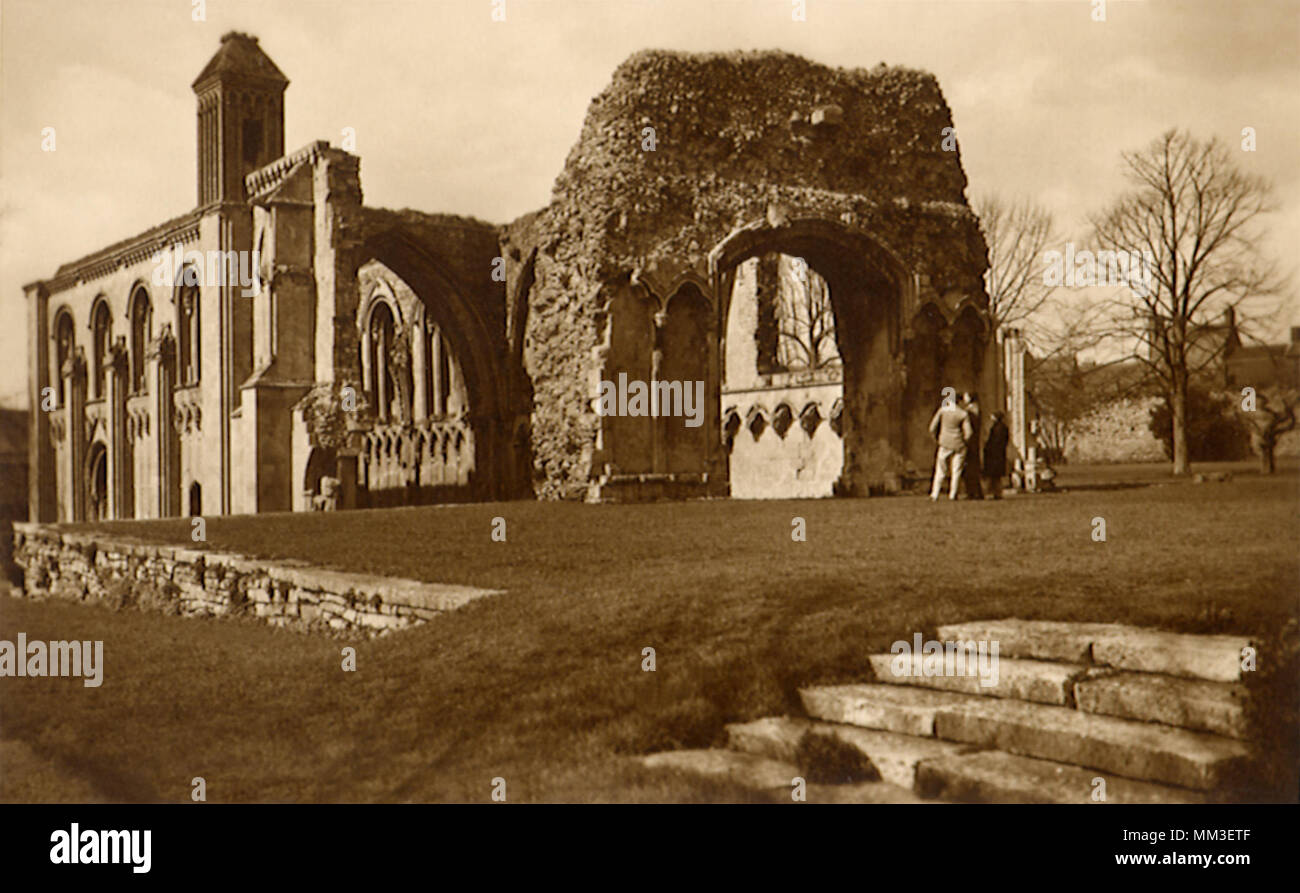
[
  {"x1": 974, "y1": 194, "x2": 1058, "y2": 338},
  {"x1": 777, "y1": 256, "x2": 840, "y2": 371},
  {"x1": 1090, "y1": 129, "x2": 1283, "y2": 474}
]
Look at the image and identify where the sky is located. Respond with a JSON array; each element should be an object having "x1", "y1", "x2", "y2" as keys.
[{"x1": 2, "y1": 0, "x2": 1298, "y2": 408}]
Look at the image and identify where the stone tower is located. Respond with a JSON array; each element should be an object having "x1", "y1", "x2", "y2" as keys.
[{"x1": 193, "y1": 31, "x2": 289, "y2": 206}]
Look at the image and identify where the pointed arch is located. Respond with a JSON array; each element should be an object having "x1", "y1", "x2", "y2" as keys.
[
  {"x1": 89, "y1": 296, "x2": 113, "y2": 400},
  {"x1": 128, "y1": 283, "x2": 152, "y2": 394}
]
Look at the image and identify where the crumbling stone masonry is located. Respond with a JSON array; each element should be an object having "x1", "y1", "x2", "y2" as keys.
[
  {"x1": 502, "y1": 50, "x2": 993, "y2": 500},
  {"x1": 25, "y1": 37, "x2": 992, "y2": 518}
]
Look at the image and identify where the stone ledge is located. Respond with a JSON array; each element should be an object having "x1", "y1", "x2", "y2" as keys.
[
  {"x1": 936, "y1": 619, "x2": 1132, "y2": 663},
  {"x1": 937, "y1": 618, "x2": 1253, "y2": 682},
  {"x1": 867, "y1": 653, "x2": 1089, "y2": 705},
  {"x1": 639, "y1": 750, "x2": 799, "y2": 792},
  {"x1": 725, "y1": 716, "x2": 811, "y2": 763},
  {"x1": 798, "y1": 684, "x2": 974, "y2": 736},
  {"x1": 1091, "y1": 630, "x2": 1250, "y2": 683},
  {"x1": 931, "y1": 695, "x2": 1252, "y2": 791},
  {"x1": 11, "y1": 522, "x2": 502, "y2": 635},
  {"x1": 915, "y1": 750, "x2": 1209, "y2": 804},
  {"x1": 1074, "y1": 672, "x2": 1249, "y2": 739}
]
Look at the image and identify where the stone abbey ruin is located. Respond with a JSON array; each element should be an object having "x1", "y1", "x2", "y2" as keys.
[{"x1": 24, "y1": 35, "x2": 992, "y2": 520}]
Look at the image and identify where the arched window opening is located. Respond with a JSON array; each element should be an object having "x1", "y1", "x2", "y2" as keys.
[
  {"x1": 54, "y1": 312, "x2": 75, "y2": 406},
  {"x1": 367, "y1": 302, "x2": 396, "y2": 422},
  {"x1": 129, "y1": 287, "x2": 151, "y2": 394},
  {"x1": 177, "y1": 277, "x2": 201, "y2": 386},
  {"x1": 91, "y1": 300, "x2": 112, "y2": 400},
  {"x1": 87, "y1": 443, "x2": 108, "y2": 521},
  {"x1": 188, "y1": 482, "x2": 202, "y2": 517}
]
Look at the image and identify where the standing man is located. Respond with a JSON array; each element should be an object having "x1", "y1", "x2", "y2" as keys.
[
  {"x1": 960, "y1": 392, "x2": 984, "y2": 499},
  {"x1": 928, "y1": 392, "x2": 972, "y2": 501},
  {"x1": 983, "y1": 410, "x2": 1010, "y2": 499}
]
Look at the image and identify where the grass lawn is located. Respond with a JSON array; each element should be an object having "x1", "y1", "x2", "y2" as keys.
[{"x1": 3, "y1": 459, "x2": 1298, "y2": 802}]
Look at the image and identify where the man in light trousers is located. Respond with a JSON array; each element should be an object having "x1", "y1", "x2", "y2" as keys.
[{"x1": 928, "y1": 393, "x2": 973, "y2": 501}]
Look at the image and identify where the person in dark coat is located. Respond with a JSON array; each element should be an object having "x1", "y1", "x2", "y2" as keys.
[
  {"x1": 983, "y1": 410, "x2": 1010, "y2": 499},
  {"x1": 960, "y1": 392, "x2": 983, "y2": 499}
]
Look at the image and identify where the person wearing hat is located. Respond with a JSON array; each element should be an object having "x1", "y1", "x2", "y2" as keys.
[
  {"x1": 928, "y1": 393, "x2": 973, "y2": 501},
  {"x1": 982, "y1": 409, "x2": 1010, "y2": 499}
]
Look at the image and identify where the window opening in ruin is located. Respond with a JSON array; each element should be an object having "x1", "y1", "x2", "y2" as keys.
[
  {"x1": 91, "y1": 300, "x2": 112, "y2": 400},
  {"x1": 753, "y1": 252, "x2": 841, "y2": 376},
  {"x1": 55, "y1": 311, "x2": 75, "y2": 406},
  {"x1": 130, "y1": 287, "x2": 150, "y2": 393}
]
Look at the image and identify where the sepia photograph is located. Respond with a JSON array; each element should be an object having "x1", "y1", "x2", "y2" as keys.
[{"x1": 0, "y1": 0, "x2": 1296, "y2": 875}]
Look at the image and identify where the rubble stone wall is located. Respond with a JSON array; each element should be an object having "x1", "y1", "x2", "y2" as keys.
[
  {"x1": 11, "y1": 523, "x2": 498, "y2": 635},
  {"x1": 1064, "y1": 398, "x2": 1166, "y2": 464},
  {"x1": 1062, "y1": 397, "x2": 1300, "y2": 464}
]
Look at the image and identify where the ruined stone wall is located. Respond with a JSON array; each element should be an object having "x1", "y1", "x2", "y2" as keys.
[
  {"x1": 1062, "y1": 397, "x2": 1300, "y2": 464},
  {"x1": 12, "y1": 523, "x2": 497, "y2": 636},
  {"x1": 1064, "y1": 398, "x2": 1166, "y2": 464},
  {"x1": 505, "y1": 50, "x2": 988, "y2": 499}
]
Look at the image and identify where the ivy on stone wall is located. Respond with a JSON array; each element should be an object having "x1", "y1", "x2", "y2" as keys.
[{"x1": 300, "y1": 381, "x2": 369, "y2": 451}]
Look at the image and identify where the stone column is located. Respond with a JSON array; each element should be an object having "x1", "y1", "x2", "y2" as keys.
[
  {"x1": 650, "y1": 309, "x2": 666, "y2": 474},
  {"x1": 376, "y1": 326, "x2": 389, "y2": 422},
  {"x1": 839, "y1": 278, "x2": 905, "y2": 495},
  {"x1": 1005, "y1": 328, "x2": 1028, "y2": 475},
  {"x1": 336, "y1": 449, "x2": 358, "y2": 510},
  {"x1": 430, "y1": 326, "x2": 444, "y2": 417},
  {"x1": 62, "y1": 351, "x2": 87, "y2": 522},
  {"x1": 150, "y1": 329, "x2": 178, "y2": 516},
  {"x1": 26, "y1": 283, "x2": 56, "y2": 521},
  {"x1": 106, "y1": 339, "x2": 131, "y2": 519},
  {"x1": 446, "y1": 349, "x2": 461, "y2": 416},
  {"x1": 412, "y1": 311, "x2": 428, "y2": 423}
]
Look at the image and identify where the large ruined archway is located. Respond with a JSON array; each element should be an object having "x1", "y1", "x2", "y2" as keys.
[
  {"x1": 501, "y1": 50, "x2": 992, "y2": 501},
  {"x1": 712, "y1": 219, "x2": 912, "y2": 496},
  {"x1": 351, "y1": 229, "x2": 510, "y2": 503},
  {"x1": 721, "y1": 249, "x2": 844, "y2": 498}
]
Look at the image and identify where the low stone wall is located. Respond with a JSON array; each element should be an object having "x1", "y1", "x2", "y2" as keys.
[{"x1": 11, "y1": 523, "x2": 500, "y2": 635}]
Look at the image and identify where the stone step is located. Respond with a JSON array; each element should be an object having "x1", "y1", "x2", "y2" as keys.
[
  {"x1": 932, "y1": 694, "x2": 1252, "y2": 791},
  {"x1": 867, "y1": 653, "x2": 1087, "y2": 705},
  {"x1": 726, "y1": 716, "x2": 972, "y2": 789},
  {"x1": 725, "y1": 716, "x2": 811, "y2": 763},
  {"x1": 1090, "y1": 630, "x2": 1250, "y2": 684},
  {"x1": 935, "y1": 619, "x2": 1127, "y2": 663},
  {"x1": 799, "y1": 684, "x2": 1251, "y2": 790},
  {"x1": 1074, "y1": 673, "x2": 1249, "y2": 739},
  {"x1": 806, "y1": 724, "x2": 975, "y2": 790},
  {"x1": 639, "y1": 749, "x2": 800, "y2": 792},
  {"x1": 915, "y1": 750, "x2": 1209, "y2": 804},
  {"x1": 935, "y1": 619, "x2": 1251, "y2": 683},
  {"x1": 637, "y1": 748, "x2": 927, "y2": 803},
  {"x1": 799, "y1": 684, "x2": 975, "y2": 737}
]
